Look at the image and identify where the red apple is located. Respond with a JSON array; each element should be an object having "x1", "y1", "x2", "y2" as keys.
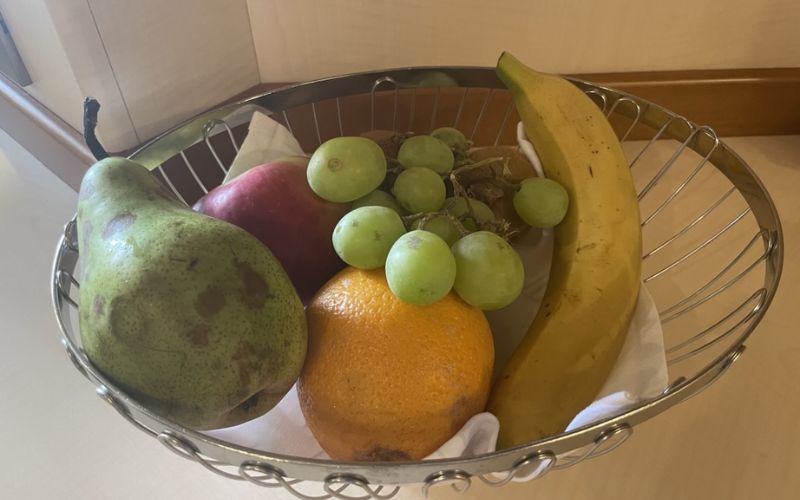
[{"x1": 194, "y1": 159, "x2": 348, "y2": 303}]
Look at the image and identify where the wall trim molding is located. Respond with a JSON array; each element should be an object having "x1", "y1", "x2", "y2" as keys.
[
  {"x1": 220, "y1": 67, "x2": 799, "y2": 148},
  {"x1": 0, "y1": 71, "x2": 93, "y2": 191},
  {"x1": 575, "y1": 68, "x2": 800, "y2": 137},
  {"x1": 237, "y1": 67, "x2": 800, "y2": 138}
]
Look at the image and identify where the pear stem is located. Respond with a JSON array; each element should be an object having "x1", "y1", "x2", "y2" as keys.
[{"x1": 83, "y1": 97, "x2": 109, "y2": 160}]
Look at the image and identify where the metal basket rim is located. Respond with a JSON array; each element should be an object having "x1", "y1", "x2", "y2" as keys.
[{"x1": 53, "y1": 65, "x2": 784, "y2": 484}]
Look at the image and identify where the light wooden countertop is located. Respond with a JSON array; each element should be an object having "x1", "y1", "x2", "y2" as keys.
[{"x1": 2, "y1": 129, "x2": 797, "y2": 499}]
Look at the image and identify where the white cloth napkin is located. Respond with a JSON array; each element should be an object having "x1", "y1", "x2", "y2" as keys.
[
  {"x1": 204, "y1": 116, "x2": 668, "y2": 482},
  {"x1": 222, "y1": 110, "x2": 305, "y2": 183}
]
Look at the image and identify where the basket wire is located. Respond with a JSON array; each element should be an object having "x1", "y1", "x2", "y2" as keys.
[{"x1": 51, "y1": 67, "x2": 782, "y2": 499}]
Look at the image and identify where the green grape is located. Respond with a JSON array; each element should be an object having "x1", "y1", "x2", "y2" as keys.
[
  {"x1": 307, "y1": 137, "x2": 387, "y2": 202},
  {"x1": 451, "y1": 231, "x2": 524, "y2": 310},
  {"x1": 392, "y1": 167, "x2": 446, "y2": 213},
  {"x1": 431, "y1": 127, "x2": 468, "y2": 151},
  {"x1": 411, "y1": 215, "x2": 462, "y2": 246},
  {"x1": 397, "y1": 135, "x2": 455, "y2": 174},
  {"x1": 332, "y1": 206, "x2": 406, "y2": 269},
  {"x1": 444, "y1": 197, "x2": 495, "y2": 231},
  {"x1": 385, "y1": 230, "x2": 457, "y2": 305},
  {"x1": 351, "y1": 190, "x2": 405, "y2": 214},
  {"x1": 512, "y1": 177, "x2": 569, "y2": 228}
]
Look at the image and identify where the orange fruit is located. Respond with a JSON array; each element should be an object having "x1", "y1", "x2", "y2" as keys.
[{"x1": 298, "y1": 267, "x2": 494, "y2": 461}]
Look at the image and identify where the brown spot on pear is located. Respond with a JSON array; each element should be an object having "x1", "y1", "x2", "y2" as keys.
[
  {"x1": 195, "y1": 285, "x2": 225, "y2": 318},
  {"x1": 184, "y1": 324, "x2": 210, "y2": 346},
  {"x1": 234, "y1": 259, "x2": 273, "y2": 308}
]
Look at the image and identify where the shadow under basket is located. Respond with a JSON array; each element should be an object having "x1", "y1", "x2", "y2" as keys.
[{"x1": 52, "y1": 66, "x2": 783, "y2": 499}]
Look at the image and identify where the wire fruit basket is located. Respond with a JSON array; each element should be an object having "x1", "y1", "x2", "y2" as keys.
[{"x1": 52, "y1": 67, "x2": 782, "y2": 498}]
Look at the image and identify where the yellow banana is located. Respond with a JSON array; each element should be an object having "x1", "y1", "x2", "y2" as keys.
[{"x1": 488, "y1": 53, "x2": 642, "y2": 448}]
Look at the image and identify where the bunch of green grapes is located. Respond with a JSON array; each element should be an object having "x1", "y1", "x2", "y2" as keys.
[{"x1": 307, "y1": 130, "x2": 569, "y2": 310}]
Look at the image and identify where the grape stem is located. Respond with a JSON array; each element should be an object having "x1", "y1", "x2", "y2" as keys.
[
  {"x1": 448, "y1": 174, "x2": 479, "y2": 227},
  {"x1": 402, "y1": 211, "x2": 471, "y2": 237},
  {"x1": 450, "y1": 161, "x2": 501, "y2": 231},
  {"x1": 452, "y1": 156, "x2": 507, "y2": 175},
  {"x1": 392, "y1": 142, "x2": 530, "y2": 243},
  {"x1": 446, "y1": 155, "x2": 529, "y2": 242},
  {"x1": 387, "y1": 157, "x2": 405, "y2": 173},
  {"x1": 493, "y1": 176, "x2": 522, "y2": 192},
  {"x1": 449, "y1": 156, "x2": 522, "y2": 194}
]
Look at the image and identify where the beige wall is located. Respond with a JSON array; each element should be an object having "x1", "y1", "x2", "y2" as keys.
[
  {"x1": 77, "y1": 0, "x2": 259, "y2": 144},
  {"x1": 248, "y1": 0, "x2": 800, "y2": 82},
  {"x1": 0, "y1": 0, "x2": 84, "y2": 128},
  {"x1": 2, "y1": 0, "x2": 260, "y2": 152},
  {"x1": 2, "y1": 1, "x2": 799, "y2": 152},
  {"x1": 45, "y1": 0, "x2": 140, "y2": 151}
]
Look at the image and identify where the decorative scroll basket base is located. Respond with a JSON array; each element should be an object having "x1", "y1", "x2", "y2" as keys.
[{"x1": 52, "y1": 67, "x2": 782, "y2": 499}]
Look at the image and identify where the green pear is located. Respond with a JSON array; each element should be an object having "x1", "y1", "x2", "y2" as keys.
[{"x1": 76, "y1": 157, "x2": 307, "y2": 430}]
